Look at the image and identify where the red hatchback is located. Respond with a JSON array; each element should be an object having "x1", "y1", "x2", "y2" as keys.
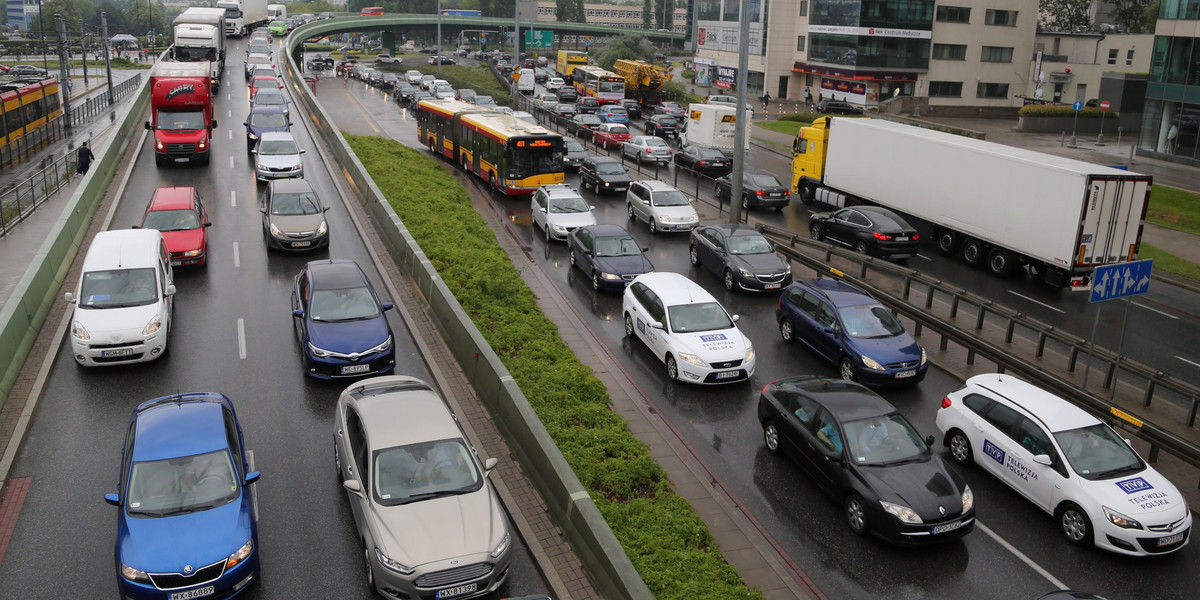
[
  {"x1": 136, "y1": 187, "x2": 211, "y2": 267},
  {"x1": 249, "y1": 75, "x2": 282, "y2": 99},
  {"x1": 592, "y1": 123, "x2": 632, "y2": 149}
]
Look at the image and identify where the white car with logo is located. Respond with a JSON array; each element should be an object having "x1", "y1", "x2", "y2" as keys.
[
  {"x1": 622, "y1": 272, "x2": 754, "y2": 384},
  {"x1": 936, "y1": 374, "x2": 1190, "y2": 556}
]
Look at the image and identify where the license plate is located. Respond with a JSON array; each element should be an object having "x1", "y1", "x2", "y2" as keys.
[
  {"x1": 101, "y1": 348, "x2": 134, "y2": 358},
  {"x1": 1158, "y1": 532, "x2": 1185, "y2": 546},
  {"x1": 764, "y1": 283, "x2": 781, "y2": 289},
  {"x1": 613, "y1": 187, "x2": 626, "y2": 192},
  {"x1": 769, "y1": 193, "x2": 783, "y2": 198},
  {"x1": 932, "y1": 521, "x2": 963, "y2": 534},
  {"x1": 341, "y1": 364, "x2": 371, "y2": 375},
  {"x1": 170, "y1": 260, "x2": 182, "y2": 266},
  {"x1": 896, "y1": 370, "x2": 917, "y2": 379},
  {"x1": 715, "y1": 370, "x2": 742, "y2": 380},
  {"x1": 169, "y1": 586, "x2": 214, "y2": 600},
  {"x1": 174, "y1": 158, "x2": 190, "y2": 163},
  {"x1": 896, "y1": 236, "x2": 909, "y2": 241},
  {"x1": 436, "y1": 583, "x2": 478, "y2": 599},
  {"x1": 291, "y1": 241, "x2": 311, "y2": 248}
]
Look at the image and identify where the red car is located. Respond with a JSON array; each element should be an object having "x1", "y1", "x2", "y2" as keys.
[
  {"x1": 135, "y1": 187, "x2": 211, "y2": 267},
  {"x1": 592, "y1": 123, "x2": 632, "y2": 149},
  {"x1": 249, "y1": 75, "x2": 282, "y2": 98}
]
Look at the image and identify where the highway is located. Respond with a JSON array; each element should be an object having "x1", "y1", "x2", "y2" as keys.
[{"x1": 318, "y1": 62, "x2": 1200, "y2": 600}]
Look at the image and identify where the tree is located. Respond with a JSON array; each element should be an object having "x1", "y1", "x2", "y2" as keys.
[
  {"x1": 1039, "y1": 0, "x2": 1093, "y2": 31},
  {"x1": 1108, "y1": 0, "x2": 1156, "y2": 32},
  {"x1": 641, "y1": 0, "x2": 651, "y2": 29},
  {"x1": 595, "y1": 32, "x2": 656, "y2": 70},
  {"x1": 556, "y1": 0, "x2": 585, "y2": 22}
]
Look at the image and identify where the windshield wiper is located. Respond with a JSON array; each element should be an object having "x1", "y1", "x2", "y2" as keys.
[
  {"x1": 1091, "y1": 463, "x2": 1142, "y2": 479},
  {"x1": 401, "y1": 488, "x2": 473, "y2": 503}
]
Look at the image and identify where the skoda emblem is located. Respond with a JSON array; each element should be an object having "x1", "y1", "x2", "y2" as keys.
[
  {"x1": 183, "y1": 564, "x2": 193, "y2": 574},
  {"x1": 938, "y1": 506, "x2": 946, "y2": 516}
]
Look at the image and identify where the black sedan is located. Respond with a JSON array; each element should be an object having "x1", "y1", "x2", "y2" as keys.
[
  {"x1": 8, "y1": 64, "x2": 47, "y2": 77},
  {"x1": 554, "y1": 103, "x2": 579, "y2": 119},
  {"x1": 579, "y1": 156, "x2": 632, "y2": 195},
  {"x1": 816, "y1": 100, "x2": 863, "y2": 115},
  {"x1": 644, "y1": 115, "x2": 679, "y2": 139},
  {"x1": 809, "y1": 205, "x2": 920, "y2": 260},
  {"x1": 570, "y1": 113, "x2": 603, "y2": 139},
  {"x1": 567, "y1": 224, "x2": 654, "y2": 291},
  {"x1": 758, "y1": 376, "x2": 975, "y2": 544},
  {"x1": 563, "y1": 137, "x2": 589, "y2": 171},
  {"x1": 674, "y1": 145, "x2": 732, "y2": 177},
  {"x1": 689, "y1": 224, "x2": 792, "y2": 292},
  {"x1": 620, "y1": 99, "x2": 643, "y2": 119},
  {"x1": 714, "y1": 172, "x2": 791, "y2": 210}
]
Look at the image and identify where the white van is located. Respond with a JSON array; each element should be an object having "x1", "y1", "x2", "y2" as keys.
[
  {"x1": 516, "y1": 68, "x2": 536, "y2": 96},
  {"x1": 64, "y1": 229, "x2": 176, "y2": 366}
]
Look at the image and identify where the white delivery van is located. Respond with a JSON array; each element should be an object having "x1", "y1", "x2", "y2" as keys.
[
  {"x1": 516, "y1": 68, "x2": 536, "y2": 95},
  {"x1": 64, "y1": 229, "x2": 176, "y2": 366}
]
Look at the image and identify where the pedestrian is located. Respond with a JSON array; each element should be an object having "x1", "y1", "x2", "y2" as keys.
[
  {"x1": 802, "y1": 87, "x2": 812, "y2": 108},
  {"x1": 76, "y1": 141, "x2": 95, "y2": 175},
  {"x1": 761, "y1": 90, "x2": 771, "y2": 111}
]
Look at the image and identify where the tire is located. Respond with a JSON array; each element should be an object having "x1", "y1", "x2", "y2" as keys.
[
  {"x1": 947, "y1": 430, "x2": 973, "y2": 466},
  {"x1": 839, "y1": 357, "x2": 857, "y2": 382},
  {"x1": 649, "y1": 219, "x2": 658, "y2": 234},
  {"x1": 624, "y1": 313, "x2": 635, "y2": 337},
  {"x1": 961, "y1": 238, "x2": 985, "y2": 267},
  {"x1": 665, "y1": 354, "x2": 678, "y2": 381},
  {"x1": 568, "y1": 249, "x2": 577, "y2": 266},
  {"x1": 741, "y1": 195, "x2": 750, "y2": 210},
  {"x1": 987, "y1": 247, "x2": 1014, "y2": 277},
  {"x1": 854, "y1": 241, "x2": 870, "y2": 255},
  {"x1": 581, "y1": 177, "x2": 590, "y2": 191},
  {"x1": 364, "y1": 546, "x2": 375, "y2": 589},
  {"x1": 592, "y1": 272, "x2": 600, "y2": 291},
  {"x1": 845, "y1": 495, "x2": 869, "y2": 536},
  {"x1": 723, "y1": 269, "x2": 735, "y2": 291},
  {"x1": 936, "y1": 229, "x2": 960, "y2": 255},
  {"x1": 334, "y1": 441, "x2": 343, "y2": 480},
  {"x1": 714, "y1": 183, "x2": 724, "y2": 201},
  {"x1": 763, "y1": 421, "x2": 781, "y2": 455},
  {"x1": 626, "y1": 203, "x2": 635, "y2": 220},
  {"x1": 799, "y1": 181, "x2": 815, "y2": 205},
  {"x1": 1058, "y1": 503, "x2": 1094, "y2": 547},
  {"x1": 779, "y1": 318, "x2": 795, "y2": 343},
  {"x1": 810, "y1": 222, "x2": 824, "y2": 241},
  {"x1": 689, "y1": 245, "x2": 699, "y2": 266}
]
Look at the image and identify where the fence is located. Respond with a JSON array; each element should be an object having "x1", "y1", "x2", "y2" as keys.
[
  {"x1": 65, "y1": 73, "x2": 143, "y2": 128},
  {"x1": 0, "y1": 140, "x2": 90, "y2": 236}
]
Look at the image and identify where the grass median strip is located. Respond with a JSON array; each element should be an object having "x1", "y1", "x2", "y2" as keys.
[{"x1": 345, "y1": 133, "x2": 763, "y2": 600}]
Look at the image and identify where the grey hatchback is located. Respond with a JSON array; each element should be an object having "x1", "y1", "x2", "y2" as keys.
[{"x1": 260, "y1": 179, "x2": 329, "y2": 251}]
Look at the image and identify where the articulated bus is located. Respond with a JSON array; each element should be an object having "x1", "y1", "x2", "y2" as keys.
[
  {"x1": 572, "y1": 66, "x2": 625, "y2": 104},
  {"x1": 416, "y1": 99, "x2": 565, "y2": 195},
  {"x1": 0, "y1": 77, "x2": 63, "y2": 151}
]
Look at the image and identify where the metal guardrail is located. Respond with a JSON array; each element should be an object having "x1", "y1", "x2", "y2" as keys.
[
  {"x1": 757, "y1": 223, "x2": 1200, "y2": 481},
  {"x1": 0, "y1": 141, "x2": 87, "y2": 236},
  {"x1": 66, "y1": 73, "x2": 143, "y2": 127}
]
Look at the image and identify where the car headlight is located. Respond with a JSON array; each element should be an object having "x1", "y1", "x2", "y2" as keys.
[
  {"x1": 269, "y1": 223, "x2": 283, "y2": 237},
  {"x1": 143, "y1": 315, "x2": 163, "y2": 336},
  {"x1": 1103, "y1": 506, "x2": 1143, "y2": 529},
  {"x1": 920, "y1": 347, "x2": 927, "y2": 366},
  {"x1": 603, "y1": 181, "x2": 610, "y2": 187},
  {"x1": 308, "y1": 342, "x2": 334, "y2": 358},
  {"x1": 861, "y1": 354, "x2": 886, "y2": 371},
  {"x1": 120, "y1": 563, "x2": 151, "y2": 583},
  {"x1": 155, "y1": 140, "x2": 164, "y2": 151},
  {"x1": 490, "y1": 531, "x2": 511, "y2": 558},
  {"x1": 183, "y1": 249, "x2": 202, "y2": 257},
  {"x1": 784, "y1": 266, "x2": 792, "y2": 275},
  {"x1": 677, "y1": 352, "x2": 707, "y2": 368},
  {"x1": 198, "y1": 140, "x2": 206, "y2": 150},
  {"x1": 881, "y1": 500, "x2": 923, "y2": 524},
  {"x1": 600, "y1": 272, "x2": 621, "y2": 280},
  {"x1": 226, "y1": 539, "x2": 253, "y2": 568},
  {"x1": 72, "y1": 321, "x2": 90, "y2": 341},
  {"x1": 316, "y1": 221, "x2": 328, "y2": 236},
  {"x1": 375, "y1": 547, "x2": 414, "y2": 575},
  {"x1": 737, "y1": 268, "x2": 753, "y2": 278},
  {"x1": 366, "y1": 335, "x2": 393, "y2": 354},
  {"x1": 551, "y1": 224, "x2": 567, "y2": 232},
  {"x1": 248, "y1": 132, "x2": 259, "y2": 140},
  {"x1": 745, "y1": 345, "x2": 755, "y2": 362},
  {"x1": 961, "y1": 485, "x2": 974, "y2": 513}
]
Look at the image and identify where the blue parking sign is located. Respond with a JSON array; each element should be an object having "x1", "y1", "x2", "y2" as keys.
[{"x1": 1090, "y1": 259, "x2": 1153, "y2": 302}]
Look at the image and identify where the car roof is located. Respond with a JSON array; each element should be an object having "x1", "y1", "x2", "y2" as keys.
[
  {"x1": 269, "y1": 178, "x2": 314, "y2": 193},
  {"x1": 638, "y1": 179, "x2": 678, "y2": 192},
  {"x1": 848, "y1": 206, "x2": 910, "y2": 227},
  {"x1": 965, "y1": 374, "x2": 1098, "y2": 432},
  {"x1": 794, "y1": 277, "x2": 876, "y2": 308},
  {"x1": 132, "y1": 394, "x2": 231, "y2": 462},
  {"x1": 259, "y1": 131, "x2": 296, "y2": 142},
  {"x1": 341, "y1": 377, "x2": 462, "y2": 448},
  {"x1": 307, "y1": 259, "x2": 367, "y2": 290},
  {"x1": 249, "y1": 104, "x2": 288, "y2": 116},
  {"x1": 774, "y1": 377, "x2": 894, "y2": 421},
  {"x1": 149, "y1": 187, "x2": 196, "y2": 210},
  {"x1": 537, "y1": 184, "x2": 583, "y2": 198},
  {"x1": 707, "y1": 223, "x2": 764, "y2": 238},
  {"x1": 633, "y1": 272, "x2": 719, "y2": 306},
  {"x1": 584, "y1": 224, "x2": 633, "y2": 237}
]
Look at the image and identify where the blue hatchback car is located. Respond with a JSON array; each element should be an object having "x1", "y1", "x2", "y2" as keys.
[
  {"x1": 776, "y1": 278, "x2": 927, "y2": 386},
  {"x1": 595, "y1": 105, "x2": 631, "y2": 125},
  {"x1": 105, "y1": 393, "x2": 261, "y2": 600},
  {"x1": 243, "y1": 104, "x2": 291, "y2": 152},
  {"x1": 291, "y1": 259, "x2": 396, "y2": 378}
]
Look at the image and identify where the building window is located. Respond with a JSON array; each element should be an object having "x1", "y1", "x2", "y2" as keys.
[
  {"x1": 932, "y1": 44, "x2": 967, "y2": 60},
  {"x1": 1127, "y1": 49, "x2": 1134, "y2": 66},
  {"x1": 1108, "y1": 49, "x2": 1119, "y2": 65},
  {"x1": 985, "y1": 9, "x2": 1018, "y2": 26},
  {"x1": 799, "y1": 0, "x2": 808, "y2": 17},
  {"x1": 797, "y1": 36, "x2": 806, "y2": 52},
  {"x1": 929, "y1": 81, "x2": 963, "y2": 97},
  {"x1": 696, "y1": 0, "x2": 720, "y2": 20},
  {"x1": 980, "y1": 46, "x2": 1014, "y2": 62},
  {"x1": 976, "y1": 82, "x2": 1010, "y2": 98},
  {"x1": 936, "y1": 6, "x2": 971, "y2": 23}
]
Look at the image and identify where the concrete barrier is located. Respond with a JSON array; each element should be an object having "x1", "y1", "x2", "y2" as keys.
[
  {"x1": 0, "y1": 79, "x2": 151, "y2": 411},
  {"x1": 282, "y1": 41, "x2": 652, "y2": 600}
]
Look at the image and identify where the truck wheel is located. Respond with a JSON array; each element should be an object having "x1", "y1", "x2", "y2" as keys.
[
  {"x1": 936, "y1": 230, "x2": 961, "y2": 255},
  {"x1": 987, "y1": 247, "x2": 1014, "y2": 277},
  {"x1": 810, "y1": 223, "x2": 824, "y2": 241},
  {"x1": 960, "y1": 238, "x2": 985, "y2": 267},
  {"x1": 799, "y1": 182, "x2": 815, "y2": 205}
]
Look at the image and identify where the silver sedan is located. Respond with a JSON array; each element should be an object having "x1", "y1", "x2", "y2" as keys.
[{"x1": 621, "y1": 135, "x2": 674, "y2": 164}]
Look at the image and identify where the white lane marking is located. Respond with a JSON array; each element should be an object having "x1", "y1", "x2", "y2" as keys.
[
  {"x1": 228, "y1": 130, "x2": 232, "y2": 140},
  {"x1": 914, "y1": 253, "x2": 931, "y2": 261},
  {"x1": 228, "y1": 109, "x2": 232, "y2": 118},
  {"x1": 1006, "y1": 290, "x2": 1065, "y2": 314},
  {"x1": 227, "y1": 93, "x2": 231, "y2": 101},
  {"x1": 232, "y1": 242, "x2": 240, "y2": 268},
  {"x1": 237, "y1": 318, "x2": 247, "y2": 359},
  {"x1": 1178, "y1": 356, "x2": 1200, "y2": 369},
  {"x1": 1133, "y1": 301, "x2": 1179, "y2": 320},
  {"x1": 247, "y1": 450, "x2": 258, "y2": 520},
  {"x1": 978, "y1": 522, "x2": 1068, "y2": 590},
  {"x1": 231, "y1": 190, "x2": 237, "y2": 207},
  {"x1": 229, "y1": 156, "x2": 234, "y2": 169}
]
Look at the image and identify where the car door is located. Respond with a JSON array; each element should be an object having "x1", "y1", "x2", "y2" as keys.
[
  {"x1": 1006, "y1": 416, "x2": 1067, "y2": 511},
  {"x1": 643, "y1": 291, "x2": 672, "y2": 361},
  {"x1": 776, "y1": 391, "x2": 821, "y2": 459},
  {"x1": 700, "y1": 228, "x2": 726, "y2": 275},
  {"x1": 973, "y1": 400, "x2": 1024, "y2": 482},
  {"x1": 797, "y1": 406, "x2": 844, "y2": 490},
  {"x1": 531, "y1": 189, "x2": 548, "y2": 230},
  {"x1": 339, "y1": 404, "x2": 371, "y2": 535},
  {"x1": 292, "y1": 268, "x2": 309, "y2": 343},
  {"x1": 575, "y1": 228, "x2": 596, "y2": 276},
  {"x1": 824, "y1": 209, "x2": 857, "y2": 246},
  {"x1": 630, "y1": 183, "x2": 650, "y2": 223}
]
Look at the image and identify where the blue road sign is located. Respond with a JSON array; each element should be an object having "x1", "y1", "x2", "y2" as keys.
[
  {"x1": 1073, "y1": 100, "x2": 1083, "y2": 111},
  {"x1": 1090, "y1": 259, "x2": 1153, "y2": 303}
]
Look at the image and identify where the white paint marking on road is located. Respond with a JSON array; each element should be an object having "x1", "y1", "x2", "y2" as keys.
[
  {"x1": 227, "y1": 93, "x2": 231, "y2": 101},
  {"x1": 230, "y1": 156, "x2": 235, "y2": 169},
  {"x1": 1177, "y1": 355, "x2": 1200, "y2": 369},
  {"x1": 230, "y1": 190, "x2": 236, "y2": 207},
  {"x1": 237, "y1": 318, "x2": 247, "y2": 359},
  {"x1": 914, "y1": 253, "x2": 931, "y2": 261},
  {"x1": 1133, "y1": 301, "x2": 1179, "y2": 320},
  {"x1": 228, "y1": 109, "x2": 232, "y2": 119},
  {"x1": 1006, "y1": 290, "x2": 1065, "y2": 314},
  {"x1": 978, "y1": 522, "x2": 1068, "y2": 590},
  {"x1": 228, "y1": 130, "x2": 232, "y2": 140},
  {"x1": 232, "y1": 242, "x2": 240, "y2": 268}
]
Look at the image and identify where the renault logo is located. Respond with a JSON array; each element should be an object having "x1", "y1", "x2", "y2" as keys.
[
  {"x1": 183, "y1": 565, "x2": 193, "y2": 574},
  {"x1": 938, "y1": 506, "x2": 946, "y2": 516}
]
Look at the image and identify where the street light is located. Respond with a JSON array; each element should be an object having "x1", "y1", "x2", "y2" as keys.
[
  {"x1": 37, "y1": 0, "x2": 48, "y2": 71},
  {"x1": 436, "y1": 0, "x2": 441, "y2": 75}
]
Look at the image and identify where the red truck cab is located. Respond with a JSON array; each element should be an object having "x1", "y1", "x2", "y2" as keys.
[{"x1": 145, "y1": 61, "x2": 217, "y2": 166}]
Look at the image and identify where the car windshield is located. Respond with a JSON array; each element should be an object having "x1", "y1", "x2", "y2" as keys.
[
  {"x1": 838, "y1": 304, "x2": 905, "y2": 338},
  {"x1": 270, "y1": 191, "x2": 321, "y2": 215},
  {"x1": 252, "y1": 78, "x2": 279, "y2": 89},
  {"x1": 1054, "y1": 423, "x2": 1144, "y2": 480},
  {"x1": 476, "y1": 96, "x2": 494, "y2": 104},
  {"x1": 174, "y1": 46, "x2": 216, "y2": 62},
  {"x1": 748, "y1": 174, "x2": 782, "y2": 187},
  {"x1": 651, "y1": 190, "x2": 689, "y2": 207},
  {"x1": 126, "y1": 450, "x2": 239, "y2": 517},
  {"x1": 549, "y1": 196, "x2": 589, "y2": 214},
  {"x1": 843, "y1": 414, "x2": 928, "y2": 465},
  {"x1": 258, "y1": 139, "x2": 299, "y2": 155},
  {"x1": 78, "y1": 268, "x2": 158, "y2": 308},
  {"x1": 156, "y1": 110, "x2": 205, "y2": 131},
  {"x1": 668, "y1": 301, "x2": 733, "y2": 333},
  {"x1": 373, "y1": 438, "x2": 482, "y2": 505},
  {"x1": 143, "y1": 209, "x2": 200, "y2": 232},
  {"x1": 606, "y1": 125, "x2": 630, "y2": 135},
  {"x1": 728, "y1": 234, "x2": 772, "y2": 254},
  {"x1": 595, "y1": 162, "x2": 625, "y2": 175},
  {"x1": 254, "y1": 93, "x2": 286, "y2": 106},
  {"x1": 310, "y1": 286, "x2": 380, "y2": 321},
  {"x1": 250, "y1": 112, "x2": 288, "y2": 128},
  {"x1": 565, "y1": 139, "x2": 585, "y2": 153},
  {"x1": 595, "y1": 236, "x2": 642, "y2": 257}
]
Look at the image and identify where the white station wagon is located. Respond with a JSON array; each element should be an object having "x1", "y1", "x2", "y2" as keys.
[
  {"x1": 622, "y1": 272, "x2": 754, "y2": 384},
  {"x1": 936, "y1": 374, "x2": 1191, "y2": 556}
]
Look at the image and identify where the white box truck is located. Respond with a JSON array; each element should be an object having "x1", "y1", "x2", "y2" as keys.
[
  {"x1": 216, "y1": 0, "x2": 268, "y2": 37},
  {"x1": 172, "y1": 7, "x2": 227, "y2": 90},
  {"x1": 267, "y1": 4, "x2": 287, "y2": 20},
  {"x1": 681, "y1": 103, "x2": 749, "y2": 157},
  {"x1": 790, "y1": 117, "x2": 1152, "y2": 288}
]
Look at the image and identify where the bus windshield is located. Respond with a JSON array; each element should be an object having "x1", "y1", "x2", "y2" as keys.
[
  {"x1": 598, "y1": 79, "x2": 623, "y2": 93},
  {"x1": 508, "y1": 142, "x2": 563, "y2": 178}
]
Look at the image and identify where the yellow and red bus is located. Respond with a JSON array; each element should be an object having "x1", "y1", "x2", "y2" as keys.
[
  {"x1": 0, "y1": 77, "x2": 63, "y2": 151},
  {"x1": 360, "y1": 6, "x2": 385, "y2": 15},
  {"x1": 572, "y1": 66, "x2": 625, "y2": 104},
  {"x1": 416, "y1": 99, "x2": 565, "y2": 195}
]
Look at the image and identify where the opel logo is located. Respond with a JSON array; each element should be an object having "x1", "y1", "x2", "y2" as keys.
[
  {"x1": 183, "y1": 565, "x2": 193, "y2": 574},
  {"x1": 938, "y1": 506, "x2": 946, "y2": 516}
]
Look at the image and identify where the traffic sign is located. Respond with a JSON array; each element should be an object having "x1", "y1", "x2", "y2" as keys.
[
  {"x1": 1090, "y1": 259, "x2": 1153, "y2": 303},
  {"x1": 524, "y1": 30, "x2": 552, "y2": 48},
  {"x1": 1073, "y1": 100, "x2": 1083, "y2": 111},
  {"x1": 1100, "y1": 100, "x2": 1110, "y2": 111}
]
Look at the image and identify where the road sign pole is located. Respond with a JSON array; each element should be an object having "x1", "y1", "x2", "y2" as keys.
[
  {"x1": 1082, "y1": 303, "x2": 1102, "y2": 389},
  {"x1": 1110, "y1": 296, "x2": 1133, "y2": 399}
]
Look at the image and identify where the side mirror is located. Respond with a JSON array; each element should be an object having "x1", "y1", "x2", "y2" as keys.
[
  {"x1": 211, "y1": 120, "x2": 218, "y2": 129},
  {"x1": 165, "y1": 284, "x2": 177, "y2": 296},
  {"x1": 258, "y1": 204, "x2": 267, "y2": 214},
  {"x1": 641, "y1": 247, "x2": 649, "y2": 252},
  {"x1": 823, "y1": 451, "x2": 843, "y2": 463},
  {"x1": 823, "y1": 327, "x2": 837, "y2": 336},
  {"x1": 925, "y1": 435, "x2": 935, "y2": 447},
  {"x1": 64, "y1": 292, "x2": 75, "y2": 303},
  {"x1": 104, "y1": 493, "x2": 121, "y2": 507},
  {"x1": 323, "y1": 206, "x2": 330, "y2": 212},
  {"x1": 243, "y1": 121, "x2": 249, "y2": 127},
  {"x1": 300, "y1": 149, "x2": 307, "y2": 154},
  {"x1": 292, "y1": 309, "x2": 303, "y2": 317},
  {"x1": 381, "y1": 302, "x2": 394, "y2": 311},
  {"x1": 732, "y1": 314, "x2": 740, "y2": 322},
  {"x1": 342, "y1": 479, "x2": 364, "y2": 497},
  {"x1": 650, "y1": 321, "x2": 666, "y2": 331},
  {"x1": 203, "y1": 222, "x2": 212, "y2": 228},
  {"x1": 288, "y1": 122, "x2": 294, "y2": 126},
  {"x1": 484, "y1": 457, "x2": 499, "y2": 473},
  {"x1": 1032, "y1": 454, "x2": 1053, "y2": 466},
  {"x1": 144, "y1": 121, "x2": 152, "y2": 130},
  {"x1": 244, "y1": 471, "x2": 261, "y2": 485},
  {"x1": 131, "y1": 224, "x2": 141, "y2": 229}
]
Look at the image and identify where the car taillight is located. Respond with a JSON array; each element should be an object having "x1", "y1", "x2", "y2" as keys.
[
  {"x1": 873, "y1": 232, "x2": 893, "y2": 241},
  {"x1": 762, "y1": 380, "x2": 779, "y2": 395},
  {"x1": 912, "y1": 234, "x2": 920, "y2": 240},
  {"x1": 699, "y1": 160, "x2": 709, "y2": 165},
  {"x1": 755, "y1": 190, "x2": 765, "y2": 196},
  {"x1": 941, "y1": 397, "x2": 952, "y2": 409},
  {"x1": 645, "y1": 148, "x2": 653, "y2": 153}
]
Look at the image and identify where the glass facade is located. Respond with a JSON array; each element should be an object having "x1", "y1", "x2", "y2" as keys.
[
  {"x1": 1159, "y1": 0, "x2": 1200, "y2": 19},
  {"x1": 807, "y1": 0, "x2": 934, "y2": 70},
  {"x1": 1149, "y1": 36, "x2": 1200, "y2": 85},
  {"x1": 1140, "y1": 34, "x2": 1200, "y2": 160}
]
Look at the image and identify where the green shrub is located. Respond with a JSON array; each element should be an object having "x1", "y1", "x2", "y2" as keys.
[
  {"x1": 412, "y1": 64, "x2": 514, "y2": 107},
  {"x1": 681, "y1": 69, "x2": 695, "y2": 79},
  {"x1": 662, "y1": 80, "x2": 704, "y2": 104},
  {"x1": 345, "y1": 134, "x2": 763, "y2": 600},
  {"x1": 1018, "y1": 104, "x2": 1115, "y2": 118}
]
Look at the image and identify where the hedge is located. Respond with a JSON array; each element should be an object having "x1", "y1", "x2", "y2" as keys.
[
  {"x1": 345, "y1": 134, "x2": 763, "y2": 600},
  {"x1": 405, "y1": 64, "x2": 515, "y2": 107},
  {"x1": 1018, "y1": 104, "x2": 1117, "y2": 118}
]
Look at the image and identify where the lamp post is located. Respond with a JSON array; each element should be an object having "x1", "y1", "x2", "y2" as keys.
[
  {"x1": 37, "y1": 0, "x2": 48, "y2": 72},
  {"x1": 436, "y1": 0, "x2": 441, "y2": 75}
]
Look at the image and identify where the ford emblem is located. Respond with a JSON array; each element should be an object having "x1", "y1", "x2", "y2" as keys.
[{"x1": 183, "y1": 564, "x2": 193, "y2": 574}]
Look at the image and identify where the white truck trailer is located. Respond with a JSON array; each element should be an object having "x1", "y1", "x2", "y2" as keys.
[
  {"x1": 172, "y1": 7, "x2": 227, "y2": 90},
  {"x1": 681, "y1": 103, "x2": 749, "y2": 157},
  {"x1": 791, "y1": 117, "x2": 1152, "y2": 288},
  {"x1": 216, "y1": 0, "x2": 268, "y2": 37}
]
